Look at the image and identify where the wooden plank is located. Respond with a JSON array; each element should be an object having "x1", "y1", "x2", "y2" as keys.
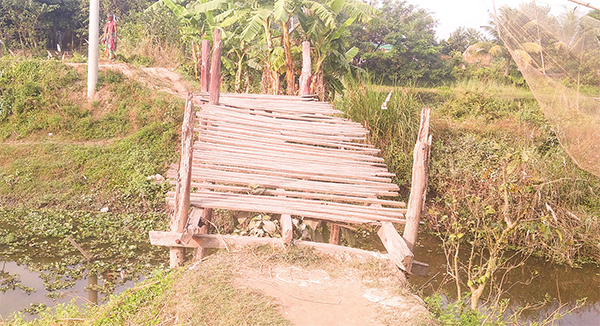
[
  {"x1": 167, "y1": 191, "x2": 406, "y2": 222},
  {"x1": 198, "y1": 106, "x2": 366, "y2": 134},
  {"x1": 198, "y1": 111, "x2": 367, "y2": 140},
  {"x1": 193, "y1": 135, "x2": 385, "y2": 164},
  {"x1": 377, "y1": 222, "x2": 413, "y2": 273},
  {"x1": 191, "y1": 156, "x2": 395, "y2": 184},
  {"x1": 196, "y1": 123, "x2": 379, "y2": 154},
  {"x1": 167, "y1": 168, "x2": 400, "y2": 197},
  {"x1": 193, "y1": 141, "x2": 388, "y2": 169},
  {"x1": 208, "y1": 104, "x2": 358, "y2": 126},
  {"x1": 176, "y1": 183, "x2": 406, "y2": 208}
]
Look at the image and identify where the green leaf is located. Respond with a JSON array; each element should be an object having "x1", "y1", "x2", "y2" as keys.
[
  {"x1": 241, "y1": 14, "x2": 265, "y2": 42},
  {"x1": 345, "y1": 46, "x2": 358, "y2": 62},
  {"x1": 274, "y1": 0, "x2": 289, "y2": 22}
]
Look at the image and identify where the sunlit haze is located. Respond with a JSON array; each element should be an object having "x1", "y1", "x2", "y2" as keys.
[{"x1": 412, "y1": 0, "x2": 597, "y2": 39}]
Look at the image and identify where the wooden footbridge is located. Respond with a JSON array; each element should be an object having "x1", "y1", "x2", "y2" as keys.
[{"x1": 150, "y1": 31, "x2": 431, "y2": 276}]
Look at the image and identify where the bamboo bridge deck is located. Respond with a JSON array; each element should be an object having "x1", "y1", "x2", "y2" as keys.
[
  {"x1": 150, "y1": 33, "x2": 430, "y2": 277},
  {"x1": 165, "y1": 93, "x2": 407, "y2": 226},
  {"x1": 150, "y1": 92, "x2": 431, "y2": 276}
]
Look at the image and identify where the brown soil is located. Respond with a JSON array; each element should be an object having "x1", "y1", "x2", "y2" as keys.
[
  {"x1": 236, "y1": 263, "x2": 429, "y2": 326},
  {"x1": 66, "y1": 61, "x2": 192, "y2": 99}
]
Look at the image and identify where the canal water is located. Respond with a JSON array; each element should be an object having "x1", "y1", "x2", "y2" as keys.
[
  {"x1": 1, "y1": 230, "x2": 598, "y2": 324},
  {"x1": 0, "y1": 260, "x2": 136, "y2": 320},
  {"x1": 411, "y1": 233, "x2": 600, "y2": 325}
]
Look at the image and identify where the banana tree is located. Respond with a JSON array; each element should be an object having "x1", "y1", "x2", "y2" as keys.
[
  {"x1": 298, "y1": 0, "x2": 378, "y2": 99},
  {"x1": 148, "y1": 0, "x2": 234, "y2": 80}
]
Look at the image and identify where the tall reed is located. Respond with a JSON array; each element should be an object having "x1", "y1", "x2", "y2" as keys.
[{"x1": 334, "y1": 79, "x2": 422, "y2": 195}]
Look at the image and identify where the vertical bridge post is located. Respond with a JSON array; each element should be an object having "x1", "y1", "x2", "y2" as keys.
[
  {"x1": 403, "y1": 107, "x2": 432, "y2": 252},
  {"x1": 300, "y1": 41, "x2": 311, "y2": 96},
  {"x1": 209, "y1": 28, "x2": 222, "y2": 105},
  {"x1": 170, "y1": 92, "x2": 195, "y2": 268},
  {"x1": 201, "y1": 39, "x2": 210, "y2": 93}
]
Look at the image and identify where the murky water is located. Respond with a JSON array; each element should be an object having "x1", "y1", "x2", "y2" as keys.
[
  {"x1": 411, "y1": 233, "x2": 600, "y2": 325},
  {"x1": 0, "y1": 260, "x2": 136, "y2": 320}
]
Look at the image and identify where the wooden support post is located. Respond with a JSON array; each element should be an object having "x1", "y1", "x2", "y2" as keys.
[
  {"x1": 170, "y1": 93, "x2": 195, "y2": 268},
  {"x1": 194, "y1": 208, "x2": 213, "y2": 260},
  {"x1": 277, "y1": 189, "x2": 293, "y2": 244},
  {"x1": 201, "y1": 39, "x2": 210, "y2": 93},
  {"x1": 209, "y1": 28, "x2": 222, "y2": 105},
  {"x1": 329, "y1": 224, "x2": 341, "y2": 245},
  {"x1": 403, "y1": 107, "x2": 432, "y2": 252},
  {"x1": 300, "y1": 41, "x2": 311, "y2": 96},
  {"x1": 378, "y1": 222, "x2": 414, "y2": 273}
]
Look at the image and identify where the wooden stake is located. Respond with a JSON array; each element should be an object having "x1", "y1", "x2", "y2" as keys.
[
  {"x1": 209, "y1": 28, "x2": 222, "y2": 105},
  {"x1": 170, "y1": 92, "x2": 195, "y2": 268},
  {"x1": 403, "y1": 107, "x2": 432, "y2": 252},
  {"x1": 329, "y1": 224, "x2": 341, "y2": 245},
  {"x1": 194, "y1": 208, "x2": 213, "y2": 261},
  {"x1": 278, "y1": 188, "x2": 293, "y2": 244},
  {"x1": 201, "y1": 39, "x2": 210, "y2": 93},
  {"x1": 300, "y1": 41, "x2": 311, "y2": 96}
]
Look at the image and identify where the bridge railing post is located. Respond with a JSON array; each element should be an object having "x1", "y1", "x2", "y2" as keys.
[
  {"x1": 300, "y1": 41, "x2": 312, "y2": 96},
  {"x1": 209, "y1": 28, "x2": 222, "y2": 105},
  {"x1": 170, "y1": 92, "x2": 195, "y2": 268},
  {"x1": 201, "y1": 39, "x2": 210, "y2": 93},
  {"x1": 403, "y1": 107, "x2": 432, "y2": 252}
]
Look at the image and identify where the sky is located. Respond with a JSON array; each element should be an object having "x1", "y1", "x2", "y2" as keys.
[{"x1": 413, "y1": 0, "x2": 600, "y2": 40}]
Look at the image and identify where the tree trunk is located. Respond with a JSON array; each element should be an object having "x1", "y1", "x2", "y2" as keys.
[
  {"x1": 281, "y1": 19, "x2": 295, "y2": 95},
  {"x1": 504, "y1": 57, "x2": 511, "y2": 76}
]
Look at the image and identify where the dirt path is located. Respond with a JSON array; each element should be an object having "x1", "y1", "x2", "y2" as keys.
[
  {"x1": 66, "y1": 61, "x2": 191, "y2": 99},
  {"x1": 236, "y1": 263, "x2": 428, "y2": 326}
]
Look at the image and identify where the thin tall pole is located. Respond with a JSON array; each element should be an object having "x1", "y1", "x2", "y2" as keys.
[
  {"x1": 87, "y1": 0, "x2": 100, "y2": 99},
  {"x1": 209, "y1": 28, "x2": 222, "y2": 105},
  {"x1": 201, "y1": 39, "x2": 211, "y2": 93}
]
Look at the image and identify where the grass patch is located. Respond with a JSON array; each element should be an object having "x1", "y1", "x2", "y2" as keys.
[
  {"x1": 335, "y1": 79, "x2": 600, "y2": 265},
  {"x1": 0, "y1": 57, "x2": 184, "y2": 212}
]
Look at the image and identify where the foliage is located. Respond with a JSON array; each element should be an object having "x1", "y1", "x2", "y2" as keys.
[
  {"x1": 352, "y1": 0, "x2": 450, "y2": 85},
  {"x1": 335, "y1": 79, "x2": 421, "y2": 196}
]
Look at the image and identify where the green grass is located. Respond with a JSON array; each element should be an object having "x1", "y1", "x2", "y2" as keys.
[
  {"x1": 335, "y1": 79, "x2": 600, "y2": 265},
  {"x1": 0, "y1": 57, "x2": 183, "y2": 212}
]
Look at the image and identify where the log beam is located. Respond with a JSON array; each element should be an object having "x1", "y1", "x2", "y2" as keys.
[
  {"x1": 378, "y1": 222, "x2": 413, "y2": 273},
  {"x1": 170, "y1": 93, "x2": 194, "y2": 268}
]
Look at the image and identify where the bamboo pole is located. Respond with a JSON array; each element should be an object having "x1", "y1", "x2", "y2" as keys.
[
  {"x1": 201, "y1": 39, "x2": 210, "y2": 93},
  {"x1": 403, "y1": 107, "x2": 432, "y2": 252},
  {"x1": 170, "y1": 92, "x2": 195, "y2": 268},
  {"x1": 300, "y1": 41, "x2": 312, "y2": 96},
  {"x1": 209, "y1": 29, "x2": 222, "y2": 105}
]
